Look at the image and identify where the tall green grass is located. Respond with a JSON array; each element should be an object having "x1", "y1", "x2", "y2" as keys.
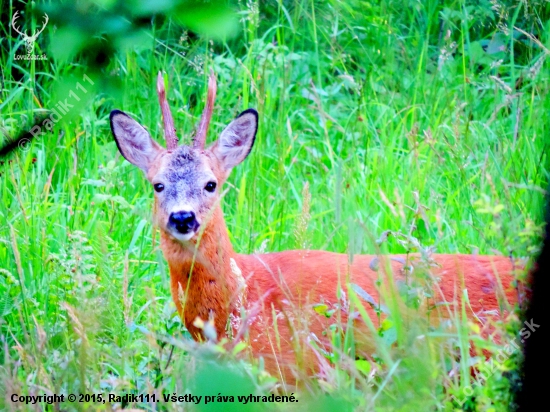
[{"x1": 1, "y1": 0, "x2": 548, "y2": 410}]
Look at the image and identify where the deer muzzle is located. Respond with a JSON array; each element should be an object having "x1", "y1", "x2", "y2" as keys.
[{"x1": 169, "y1": 211, "x2": 200, "y2": 236}]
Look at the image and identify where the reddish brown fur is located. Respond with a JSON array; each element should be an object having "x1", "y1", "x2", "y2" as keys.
[
  {"x1": 112, "y1": 73, "x2": 525, "y2": 386},
  {"x1": 161, "y1": 199, "x2": 522, "y2": 384}
]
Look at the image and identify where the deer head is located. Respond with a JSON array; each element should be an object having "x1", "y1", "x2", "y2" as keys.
[
  {"x1": 110, "y1": 72, "x2": 258, "y2": 243},
  {"x1": 12, "y1": 11, "x2": 49, "y2": 55}
]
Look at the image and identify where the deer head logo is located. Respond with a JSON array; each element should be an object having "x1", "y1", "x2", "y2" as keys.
[{"x1": 11, "y1": 11, "x2": 49, "y2": 55}]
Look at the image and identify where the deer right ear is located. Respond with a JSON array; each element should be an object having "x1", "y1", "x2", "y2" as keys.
[{"x1": 110, "y1": 110, "x2": 162, "y2": 173}]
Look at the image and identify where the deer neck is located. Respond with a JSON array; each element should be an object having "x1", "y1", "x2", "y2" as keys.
[{"x1": 160, "y1": 205, "x2": 241, "y2": 340}]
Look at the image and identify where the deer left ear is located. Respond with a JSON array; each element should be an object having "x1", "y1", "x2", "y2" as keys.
[{"x1": 211, "y1": 109, "x2": 258, "y2": 170}]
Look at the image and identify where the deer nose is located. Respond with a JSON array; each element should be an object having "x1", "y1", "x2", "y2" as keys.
[{"x1": 169, "y1": 211, "x2": 199, "y2": 234}]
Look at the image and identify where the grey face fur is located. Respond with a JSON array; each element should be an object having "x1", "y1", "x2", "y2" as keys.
[{"x1": 110, "y1": 109, "x2": 258, "y2": 242}]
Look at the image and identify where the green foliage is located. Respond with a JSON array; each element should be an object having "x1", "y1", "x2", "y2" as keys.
[{"x1": 1, "y1": 0, "x2": 548, "y2": 410}]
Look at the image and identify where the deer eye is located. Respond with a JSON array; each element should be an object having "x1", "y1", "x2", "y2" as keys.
[
  {"x1": 153, "y1": 183, "x2": 165, "y2": 193},
  {"x1": 205, "y1": 181, "x2": 217, "y2": 193}
]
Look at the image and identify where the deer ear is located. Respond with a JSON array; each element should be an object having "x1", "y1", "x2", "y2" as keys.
[
  {"x1": 211, "y1": 109, "x2": 258, "y2": 170},
  {"x1": 110, "y1": 110, "x2": 162, "y2": 173}
]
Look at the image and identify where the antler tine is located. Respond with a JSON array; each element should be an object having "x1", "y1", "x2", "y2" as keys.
[
  {"x1": 157, "y1": 72, "x2": 178, "y2": 150},
  {"x1": 33, "y1": 13, "x2": 49, "y2": 37},
  {"x1": 11, "y1": 11, "x2": 25, "y2": 37},
  {"x1": 193, "y1": 70, "x2": 217, "y2": 149}
]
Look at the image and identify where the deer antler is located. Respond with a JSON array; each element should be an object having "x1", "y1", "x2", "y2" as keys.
[
  {"x1": 33, "y1": 13, "x2": 49, "y2": 38},
  {"x1": 157, "y1": 72, "x2": 178, "y2": 150},
  {"x1": 193, "y1": 71, "x2": 217, "y2": 149},
  {"x1": 11, "y1": 11, "x2": 26, "y2": 37}
]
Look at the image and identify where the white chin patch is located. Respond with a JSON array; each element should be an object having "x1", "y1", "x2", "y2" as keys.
[{"x1": 169, "y1": 230, "x2": 197, "y2": 242}]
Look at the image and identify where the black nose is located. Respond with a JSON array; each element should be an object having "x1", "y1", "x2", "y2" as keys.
[{"x1": 169, "y1": 211, "x2": 199, "y2": 234}]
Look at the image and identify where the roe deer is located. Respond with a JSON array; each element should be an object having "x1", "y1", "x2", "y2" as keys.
[{"x1": 110, "y1": 72, "x2": 526, "y2": 384}]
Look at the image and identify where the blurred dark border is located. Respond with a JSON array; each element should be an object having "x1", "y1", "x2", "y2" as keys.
[{"x1": 516, "y1": 185, "x2": 549, "y2": 411}]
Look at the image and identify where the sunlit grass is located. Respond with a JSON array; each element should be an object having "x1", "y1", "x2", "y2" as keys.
[{"x1": 1, "y1": 0, "x2": 548, "y2": 410}]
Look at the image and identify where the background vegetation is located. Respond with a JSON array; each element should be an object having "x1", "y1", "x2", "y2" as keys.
[{"x1": 0, "y1": 0, "x2": 548, "y2": 410}]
